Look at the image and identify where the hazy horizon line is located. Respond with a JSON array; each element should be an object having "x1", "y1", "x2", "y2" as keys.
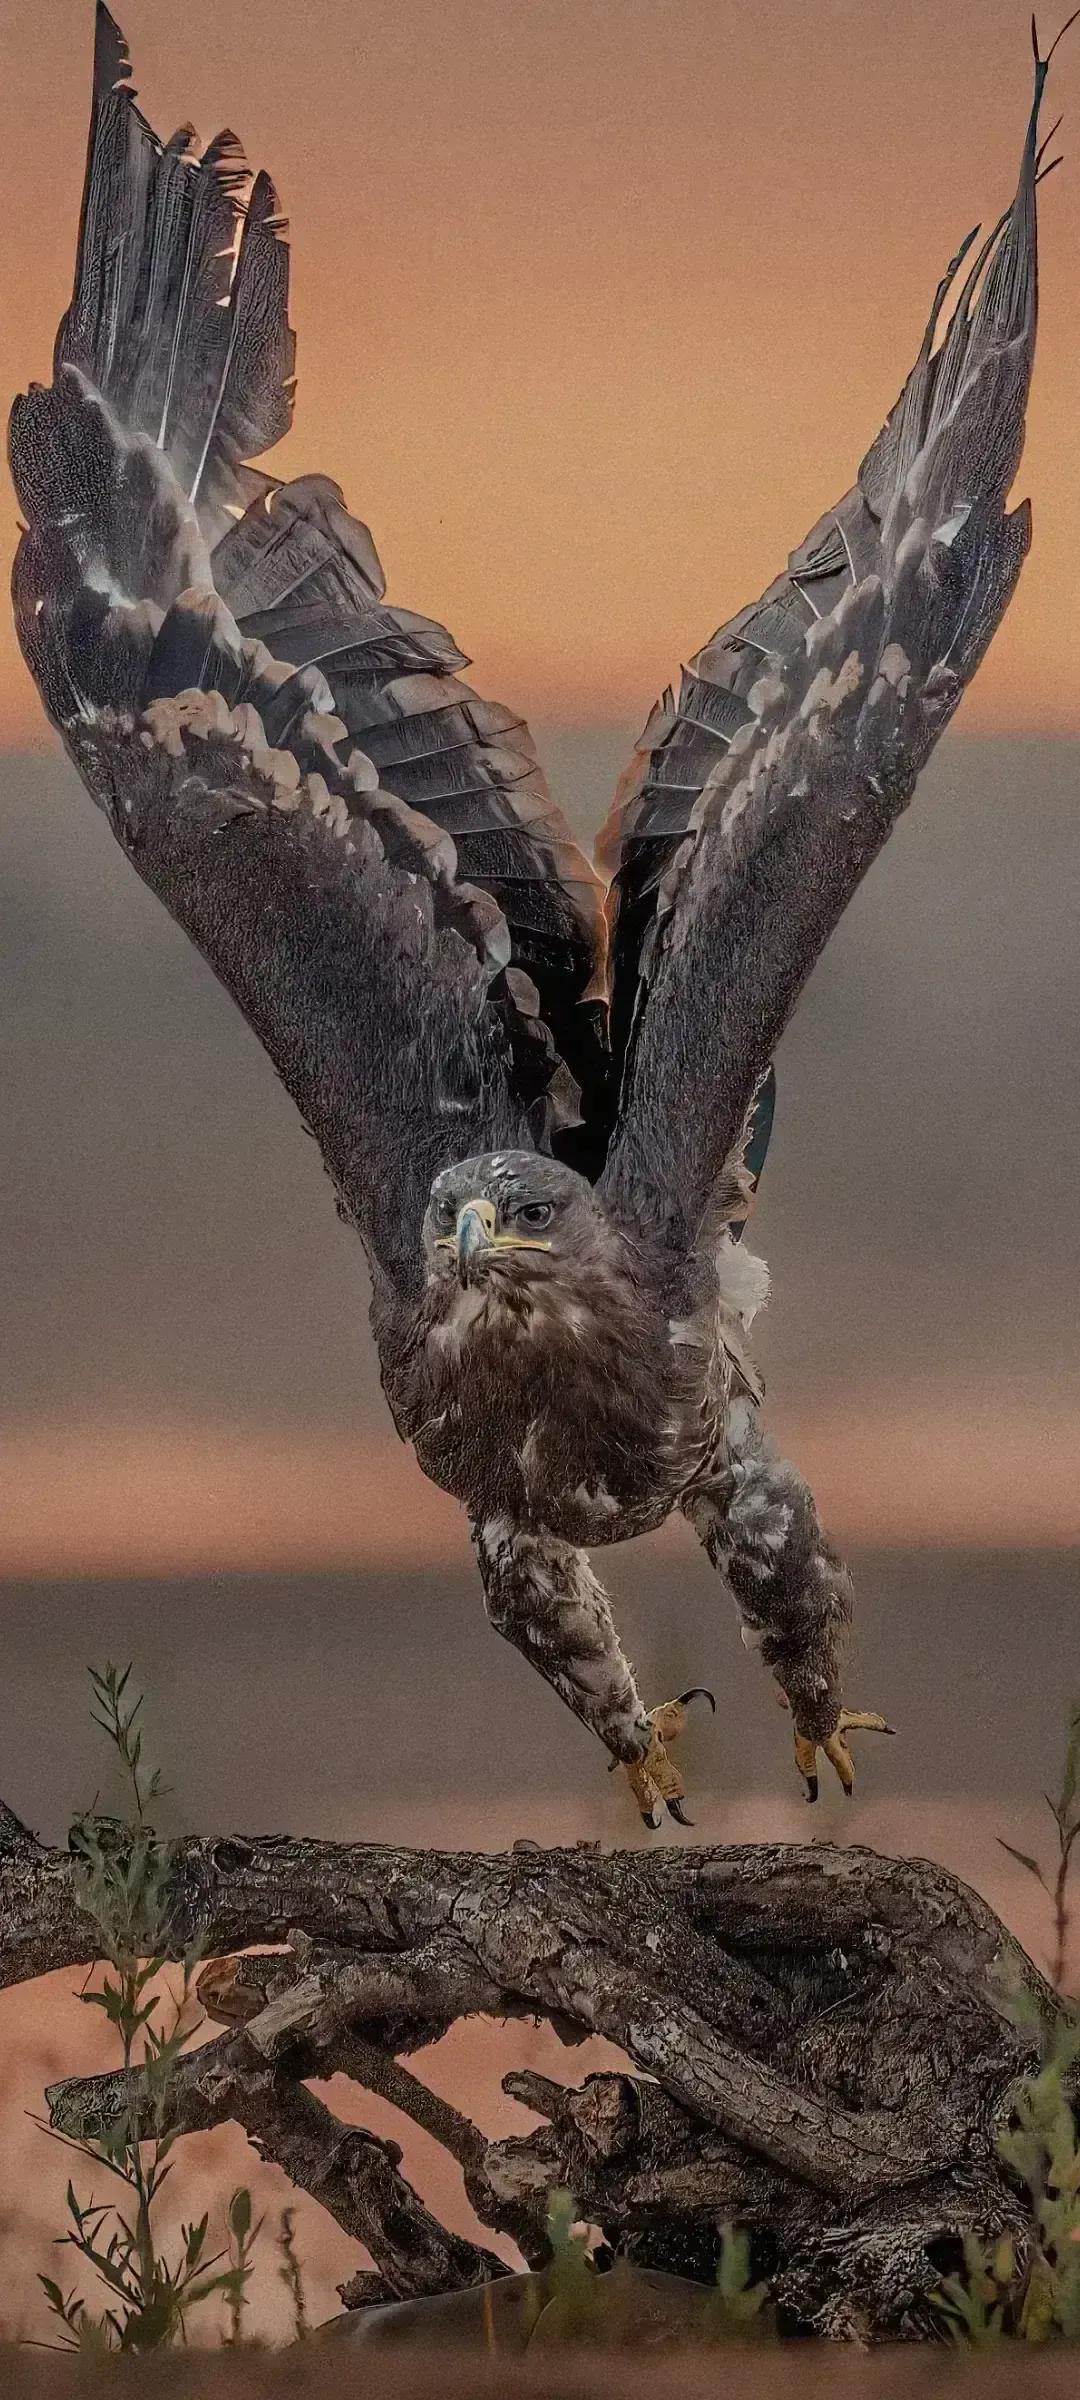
[
  {"x1": 1, "y1": 1409, "x2": 1077, "y2": 1578},
  {"x1": 5, "y1": 722, "x2": 1080, "y2": 760}
]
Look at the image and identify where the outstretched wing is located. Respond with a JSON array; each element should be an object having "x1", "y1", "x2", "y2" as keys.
[
  {"x1": 596, "y1": 44, "x2": 1056, "y2": 1267},
  {"x1": 9, "y1": 5, "x2": 606, "y2": 1316}
]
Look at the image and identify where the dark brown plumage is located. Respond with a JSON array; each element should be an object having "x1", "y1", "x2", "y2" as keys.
[{"x1": 7, "y1": 6, "x2": 1060, "y2": 1819}]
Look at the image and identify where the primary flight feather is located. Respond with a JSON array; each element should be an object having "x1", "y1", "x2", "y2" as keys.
[{"x1": 8, "y1": 4, "x2": 1058, "y2": 1819}]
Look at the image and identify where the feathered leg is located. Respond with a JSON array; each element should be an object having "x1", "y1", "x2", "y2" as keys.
[
  {"x1": 472, "y1": 1522, "x2": 703, "y2": 1827},
  {"x1": 682, "y1": 1401, "x2": 891, "y2": 1800}
]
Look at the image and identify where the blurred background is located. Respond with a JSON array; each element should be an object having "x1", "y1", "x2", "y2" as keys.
[{"x1": 0, "y1": 0, "x2": 1076, "y2": 2342}]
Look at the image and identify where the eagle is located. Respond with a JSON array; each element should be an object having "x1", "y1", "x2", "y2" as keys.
[{"x1": 8, "y1": 7, "x2": 1061, "y2": 1824}]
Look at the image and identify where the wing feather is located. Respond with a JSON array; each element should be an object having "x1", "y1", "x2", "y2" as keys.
[
  {"x1": 9, "y1": 371, "x2": 525, "y2": 1314},
  {"x1": 598, "y1": 46, "x2": 1051, "y2": 1266},
  {"x1": 212, "y1": 473, "x2": 609, "y2": 1142},
  {"x1": 58, "y1": 7, "x2": 290, "y2": 548},
  {"x1": 595, "y1": 46, "x2": 1051, "y2": 1267},
  {"x1": 9, "y1": 5, "x2": 610, "y2": 1338}
]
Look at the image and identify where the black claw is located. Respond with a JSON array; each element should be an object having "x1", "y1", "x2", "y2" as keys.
[
  {"x1": 667, "y1": 1799, "x2": 694, "y2": 1827},
  {"x1": 643, "y1": 1807, "x2": 663, "y2": 1831},
  {"x1": 678, "y1": 1687, "x2": 716, "y2": 1714},
  {"x1": 804, "y1": 1777, "x2": 819, "y2": 1805}
]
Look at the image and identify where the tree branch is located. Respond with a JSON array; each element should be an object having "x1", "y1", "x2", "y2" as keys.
[
  {"x1": 47, "y1": 2027, "x2": 504, "y2": 2301},
  {"x1": 10, "y1": 1811, "x2": 1067, "y2": 2338}
]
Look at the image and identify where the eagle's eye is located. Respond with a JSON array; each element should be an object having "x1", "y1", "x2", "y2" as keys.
[
  {"x1": 515, "y1": 1200, "x2": 553, "y2": 1230},
  {"x1": 432, "y1": 1194, "x2": 455, "y2": 1230}
]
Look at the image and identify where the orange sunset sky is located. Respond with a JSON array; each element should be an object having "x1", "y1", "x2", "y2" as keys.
[
  {"x1": 1, "y1": 0, "x2": 1079, "y2": 745},
  {"x1": 0, "y1": 0, "x2": 1078, "y2": 1575}
]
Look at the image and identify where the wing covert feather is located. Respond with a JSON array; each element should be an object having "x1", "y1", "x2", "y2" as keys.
[{"x1": 210, "y1": 471, "x2": 609, "y2": 1145}]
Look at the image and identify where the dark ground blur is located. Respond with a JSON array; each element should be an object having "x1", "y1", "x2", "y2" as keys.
[{"x1": 4, "y1": 2343, "x2": 1080, "y2": 2394}]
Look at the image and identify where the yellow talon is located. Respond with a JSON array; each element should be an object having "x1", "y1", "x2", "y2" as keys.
[
  {"x1": 794, "y1": 1709, "x2": 893, "y2": 1803},
  {"x1": 821, "y1": 1730, "x2": 856, "y2": 1794},
  {"x1": 621, "y1": 1689, "x2": 715, "y2": 1828}
]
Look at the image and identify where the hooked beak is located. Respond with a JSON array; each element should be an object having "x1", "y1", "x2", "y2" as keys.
[
  {"x1": 433, "y1": 1195, "x2": 555, "y2": 1282},
  {"x1": 455, "y1": 1198, "x2": 497, "y2": 1282}
]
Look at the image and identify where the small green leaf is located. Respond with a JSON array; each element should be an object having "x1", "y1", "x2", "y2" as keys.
[
  {"x1": 1060, "y1": 1702, "x2": 1080, "y2": 1821},
  {"x1": 996, "y1": 1839, "x2": 1051, "y2": 1891},
  {"x1": 183, "y1": 2215, "x2": 209, "y2": 2267}
]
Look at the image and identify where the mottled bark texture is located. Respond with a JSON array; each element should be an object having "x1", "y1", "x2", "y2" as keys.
[{"x1": 0, "y1": 1800, "x2": 1065, "y2": 2343}]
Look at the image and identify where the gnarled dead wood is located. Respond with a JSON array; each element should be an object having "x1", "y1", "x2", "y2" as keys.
[{"x1": 0, "y1": 1803, "x2": 1066, "y2": 2341}]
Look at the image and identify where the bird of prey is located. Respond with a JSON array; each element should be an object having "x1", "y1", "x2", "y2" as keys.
[{"x1": 9, "y1": 7, "x2": 1063, "y2": 1823}]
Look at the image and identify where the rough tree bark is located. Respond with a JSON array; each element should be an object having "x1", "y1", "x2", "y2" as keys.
[{"x1": 0, "y1": 1796, "x2": 1065, "y2": 2342}]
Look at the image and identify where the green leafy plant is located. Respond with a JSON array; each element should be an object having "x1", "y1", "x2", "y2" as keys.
[
  {"x1": 38, "y1": 1664, "x2": 258, "y2": 2352},
  {"x1": 276, "y1": 2208, "x2": 309, "y2": 2342},
  {"x1": 530, "y1": 2191, "x2": 772, "y2": 2346},
  {"x1": 533, "y1": 2189, "x2": 604, "y2": 2343},
  {"x1": 934, "y1": 1704, "x2": 1080, "y2": 2347},
  {"x1": 933, "y1": 2232, "x2": 1026, "y2": 2349},
  {"x1": 999, "y1": 1700, "x2": 1079, "y2": 1994},
  {"x1": 223, "y1": 2187, "x2": 263, "y2": 2347},
  {"x1": 933, "y1": 2010, "x2": 1080, "y2": 2346},
  {"x1": 699, "y1": 2224, "x2": 773, "y2": 2340}
]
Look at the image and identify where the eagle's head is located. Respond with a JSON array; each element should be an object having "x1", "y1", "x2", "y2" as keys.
[
  {"x1": 421, "y1": 1152, "x2": 614, "y2": 1291},
  {"x1": 416, "y1": 1154, "x2": 689, "y2": 1521}
]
